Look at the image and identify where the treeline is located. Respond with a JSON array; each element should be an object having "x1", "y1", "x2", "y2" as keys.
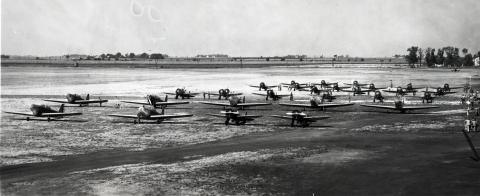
[
  {"x1": 66, "y1": 52, "x2": 168, "y2": 61},
  {"x1": 405, "y1": 46, "x2": 479, "y2": 67}
]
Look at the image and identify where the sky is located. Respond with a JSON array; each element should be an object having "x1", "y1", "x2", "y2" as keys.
[{"x1": 1, "y1": 0, "x2": 480, "y2": 57}]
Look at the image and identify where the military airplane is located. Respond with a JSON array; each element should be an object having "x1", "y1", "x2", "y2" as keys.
[
  {"x1": 249, "y1": 82, "x2": 279, "y2": 91},
  {"x1": 207, "y1": 109, "x2": 262, "y2": 125},
  {"x1": 344, "y1": 80, "x2": 369, "y2": 87},
  {"x1": 3, "y1": 104, "x2": 82, "y2": 121},
  {"x1": 108, "y1": 105, "x2": 193, "y2": 124},
  {"x1": 252, "y1": 89, "x2": 293, "y2": 101},
  {"x1": 422, "y1": 87, "x2": 457, "y2": 96},
  {"x1": 121, "y1": 95, "x2": 189, "y2": 108},
  {"x1": 437, "y1": 83, "x2": 462, "y2": 92},
  {"x1": 383, "y1": 83, "x2": 422, "y2": 96},
  {"x1": 166, "y1": 88, "x2": 200, "y2": 99},
  {"x1": 313, "y1": 80, "x2": 338, "y2": 89},
  {"x1": 199, "y1": 96, "x2": 271, "y2": 110},
  {"x1": 360, "y1": 101, "x2": 438, "y2": 113},
  {"x1": 44, "y1": 94, "x2": 108, "y2": 106},
  {"x1": 421, "y1": 91, "x2": 434, "y2": 103},
  {"x1": 366, "y1": 83, "x2": 387, "y2": 92},
  {"x1": 271, "y1": 110, "x2": 330, "y2": 127},
  {"x1": 279, "y1": 97, "x2": 354, "y2": 111},
  {"x1": 372, "y1": 90, "x2": 385, "y2": 103},
  {"x1": 341, "y1": 86, "x2": 371, "y2": 96},
  {"x1": 203, "y1": 88, "x2": 242, "y2": 100},
  {"x1": 281, "y1": 80, "x2": 310, "y2": 91},
  {"x1": 310, "y1": 86, "x2": 331, "y2": 95},
  {"x1": 329, "y1": 83, "x2": 350, "y2": 92}
]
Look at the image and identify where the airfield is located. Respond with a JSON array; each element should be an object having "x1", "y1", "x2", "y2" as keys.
[{"x1": 1, "y1": 65, "x2": 480, "y2": 195}]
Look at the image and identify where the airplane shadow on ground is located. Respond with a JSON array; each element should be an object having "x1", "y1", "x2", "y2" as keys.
[
  {"x1": 110, "y1": 121, "x2": 199, "y2": 125},
  {"x1": 11, "y1": 118, "x2": 88, "y2": 123},
  {"x1": 201, "y1": 107, "x2": 273, "y2": 111}
]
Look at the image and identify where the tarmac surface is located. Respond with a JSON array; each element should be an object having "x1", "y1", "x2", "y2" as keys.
[{"x1": 1, "y1": 66, "x2": 480, "y2": 195}]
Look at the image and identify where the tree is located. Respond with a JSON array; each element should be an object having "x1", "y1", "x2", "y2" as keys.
[
  {"x1": 150, "y1": 53, "x2": 164, "y2": 59},
  {"x1": 405, "y1": 46, "x2": 419, "y2": 67},
  {"x1": 115, "y1": 52, "x2": 123, "y2": 59},
  {"x1": 436, "y1": 49, "x2": 444, "y2": 65},
  {"x1": 464, "y1": 53, "x2": 474, "y2": 66},
  {"x1": 100, "y1": 54, "x2": 106, "y2": 60},
  {"x1": 418, "y1": 48, "x2": 424, "y2": 66},
  {"x1": 139, "y1": 53, "x2": 149, "y2": 59},
  {"x1": 128, "y1": 53, "x2": 135, "y2": 58}
]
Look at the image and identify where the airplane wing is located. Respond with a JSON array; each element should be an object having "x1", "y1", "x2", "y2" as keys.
[
  {"x1": 402, "y1": 106, "x2": 439, "y2": 110},
  {"x1": 121, "y1": 100, "x2": 149, "y2": 105},
  {"x1": 73, "y1": 100, "x2": 108, "y2": 104},
  {"x1": 108, "y1": 114, "x2": 138, "y2": 118},
  {"x1": 279, "y1": 103, "x2": 315, "y2": 108},
  {"x1": 341, "y1": 89, "x2": 371, "y2": 93},
  {"x1": 304, "y1": 116, "x2": 331, "y2": 120},
  {"x1": 156, "y1": 101, "x2": 190, "y2": 106},
  {"x1": 360, "y1": 104, "x2": 398, "y2": 110},
  {"x1": 240, "y1": 115, "x2": 262, "y2": 119},
  {"x1": 198, "y1": 101, "x2": 231, "y2": 107},
  {"x1": 149, "y1": 113, "x2": 193, "y2": 119},
  {"x1": 382, "y1": 89, "x2": 398, "y2": 93},
  {"x1": 3, "y1": 111, "x2": 35, "y2": 116},
  {"x1": 237, "y1": 103, "x2": 272, "y2": 107},
  {"x1": 449, "y1": 87, "x2": 463, "y2": 89},
  {"x1": 317, "y1": 103, "x2": 355, "y2": 108},
  {"x1": 43, "y1": 99, "x2": 69, "y2": 104},
  {"x1": 41, "y1": 112, "x2": 83, "y2": 117},
  {"x1": 229, "y1": 93, "x2": 243, "y2": 96},
  {"x1": 270, "y1": 115, "x2": 294, "y2": 120}
]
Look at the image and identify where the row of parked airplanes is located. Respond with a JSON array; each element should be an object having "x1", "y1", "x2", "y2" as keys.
[{"x1": 3, "y1": 80, "x2": 462, "y2": 127}]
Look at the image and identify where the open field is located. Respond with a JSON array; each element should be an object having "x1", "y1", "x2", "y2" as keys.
[{"x1": 2, "y1": 66, "x2": 480, "y2": 195}]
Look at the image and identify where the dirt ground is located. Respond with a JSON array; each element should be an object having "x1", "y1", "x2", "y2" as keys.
[{"x1": 1, "y1": 66, "x2": 480, "y2": 195}]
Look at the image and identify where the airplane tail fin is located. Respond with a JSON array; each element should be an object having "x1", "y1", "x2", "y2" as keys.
[
  {"x1": 86, "y1": 94, "x2": 90, "y2": 100},
  {"x1": 59, "y1": 104, "x2": 65, "y2": 113},
  {"x1": 165, "y1": 95, "x2": 168, "y2": 102}
]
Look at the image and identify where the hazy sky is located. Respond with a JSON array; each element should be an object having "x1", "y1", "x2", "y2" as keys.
[{"x1": 2, "y1": 0, "x2": 480, "y2": 57}]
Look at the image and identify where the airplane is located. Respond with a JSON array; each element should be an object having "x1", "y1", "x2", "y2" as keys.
[
  {"x1": 271, "y1": 110, "x2": 330, "y2": 127},
  {"x1": 437, "y1": 83, "x2": 462, "y2": 92},
  {"x1": 207, "y1": 109, "x2": 261, "y2": 125},
  {"x1": 249, "y1": 82, "x2": 279, "y2": 91},
  {"x1": 165, "y1": 88, "x2": 200, "y2": 99},
  {"x1": 383, "y1": 83, "x2": 422, "y2": 96},
  {"x1": 203, "y1": 88, "x2": 242, "y2": 100},
  {"x1": 310, "y1": 86, "x2": 331, "y2": 95},
  {"x1": 44, "y1": 93, "x2": 108, "y2": 106},
  {"x1": 3, "y1": 104, "x2": 82, "y2": 121},
  {"x1": 422, "y1": 87, "x2": 457, "y2": 96},
  {"x1": 329, "y1": 83, "x2": 350, "y2": 92},
  {"x1": 312, "y1": 90, "x2": 336, "y2": 102},
  {"x1": 341, "y1": 86, "x2": 371, "y2": 96},
  {"x1": 421, "y1": 91, "x2": 434, "y2": 103},
  {"x1": 366, "y1": 83, "x2": 387, "y2": 93},
  {"x1": 360, "y1": 100, "x2": 438, "y2": 113},
  {"x1": 279, "y1": 96, "x2": 355, "y2": 111},
  {"x1": 252, "y1": 89, "x2": 293, "y2": 101},
  {"x1": 281, "y1": 80, "x2": 310, "y2": 91},
  {"x1": 372, "y1": 90, "x2": 385, "y2": 103},
  {"x1": 199, "y1": 96, "x2": 271, "y2": 110},
  {"x1": 313, "y1": 80, "x2": 338, "y2": 89},
  {"x1": 121, "y1": 95, "x2": 189, "y2": 108},
  {"x1": 108, "y1": 105, "x2": 193, "y2": 124},
  {"x1": 344, "y1": 80, "x2": 369, "y2": 87}
]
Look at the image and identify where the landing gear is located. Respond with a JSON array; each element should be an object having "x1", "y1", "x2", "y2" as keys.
[{"x1": 26, "y1": 117, "x2": 30, "y2": 121}]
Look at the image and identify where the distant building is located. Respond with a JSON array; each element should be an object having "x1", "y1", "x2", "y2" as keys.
[{"x1": 196, "y1": 54, "x2": 229, "y2": 58}]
